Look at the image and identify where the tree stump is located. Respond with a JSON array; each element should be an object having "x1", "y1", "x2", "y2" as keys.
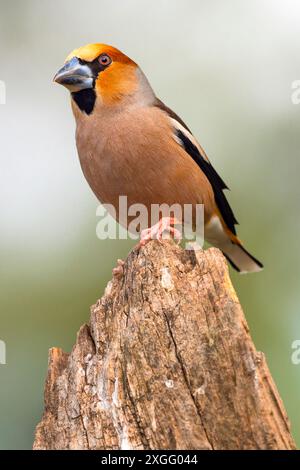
[{"x1": 33, "y1": 241, "x2": 296, "y2": 450}]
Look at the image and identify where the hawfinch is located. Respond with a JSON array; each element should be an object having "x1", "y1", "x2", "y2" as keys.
[{"x1": 54, "y1": 43, "x2": 263, "y2": 274}]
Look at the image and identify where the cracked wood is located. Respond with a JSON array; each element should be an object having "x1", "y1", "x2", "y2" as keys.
[{"x1": 33, "y1": 242, "x2": 296, "y2": 450}]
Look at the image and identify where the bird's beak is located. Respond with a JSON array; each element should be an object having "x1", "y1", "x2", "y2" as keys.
[{"x1": 53, "y1": 57, "x2": 93, "y2": 92}]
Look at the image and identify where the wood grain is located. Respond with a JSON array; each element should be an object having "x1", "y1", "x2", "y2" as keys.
[{"x1": 33, "y1": 242, "x2": 296, "y2": 450}]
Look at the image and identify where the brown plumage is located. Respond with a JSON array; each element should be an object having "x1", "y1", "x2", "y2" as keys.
[{"x1": 54, "y1": 43, "x2": 263, "y2": 273}]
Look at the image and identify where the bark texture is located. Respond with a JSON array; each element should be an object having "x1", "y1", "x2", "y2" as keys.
[{"x1": 33, "y1": 241, "x2": 296, "y2": 450}]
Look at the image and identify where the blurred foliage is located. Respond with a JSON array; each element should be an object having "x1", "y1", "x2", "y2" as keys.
[{"x1": 0, "y1": 0, "x2": 300, "y2": 449}]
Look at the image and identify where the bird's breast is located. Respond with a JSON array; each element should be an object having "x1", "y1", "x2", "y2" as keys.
[{"x1": 74, "y1": 106, "x2": 215, "y2": 228}]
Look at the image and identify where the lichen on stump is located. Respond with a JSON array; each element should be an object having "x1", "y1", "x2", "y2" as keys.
[{"x1": 33, "y1": 241, "x2": 296, "y2": 450}]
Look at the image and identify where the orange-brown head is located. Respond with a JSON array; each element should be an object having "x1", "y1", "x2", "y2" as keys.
[{"x1": 54, "y1": 44, "x2": 143, "y2": 114}]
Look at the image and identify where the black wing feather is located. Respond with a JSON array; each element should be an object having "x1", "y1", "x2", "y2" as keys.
[
  {"x1": 176, "y1": 129, "x2": 238, "y2": 235},
  {"x1": 154, "y1": 98, "x2": 239, "y2": 235}
]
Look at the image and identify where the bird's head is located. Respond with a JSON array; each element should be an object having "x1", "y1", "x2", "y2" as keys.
[{"x1": 54, "y1": 43, "x2": 151, "y2": 115}]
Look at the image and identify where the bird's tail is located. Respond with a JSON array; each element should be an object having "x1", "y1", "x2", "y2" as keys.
[
  {"x1": 205, "y1": 215, "x2": 263, "y2": 274},
  {"x1": 221, "y1": 240, "x2": 263, "y2": 274}
]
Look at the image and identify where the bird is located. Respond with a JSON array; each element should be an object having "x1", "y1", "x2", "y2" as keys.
[{"x1": 53, "y1": 43, "x2": 263, "y2": 274}]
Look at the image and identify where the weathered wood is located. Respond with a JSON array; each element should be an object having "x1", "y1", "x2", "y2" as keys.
[{"x1": 33, "y1": 241, "x2": 296, "y2": 450}]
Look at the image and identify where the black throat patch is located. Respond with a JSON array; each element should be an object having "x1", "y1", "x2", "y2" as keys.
[
  {"x1": 71, "y1": 88, "x2": 97, "y2": 115},
  {"x1": 71, "y1": 57, "x2": 107, "y2": 115}
]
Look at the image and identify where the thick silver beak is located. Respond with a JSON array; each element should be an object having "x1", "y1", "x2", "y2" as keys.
[{"x1": 53, "y1": 57, "x2": 93, "y2": 92}]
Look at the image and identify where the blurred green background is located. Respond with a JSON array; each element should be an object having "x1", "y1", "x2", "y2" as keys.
[{"x1": 1, "y1": 0, "x2": 300, "y2": 449}]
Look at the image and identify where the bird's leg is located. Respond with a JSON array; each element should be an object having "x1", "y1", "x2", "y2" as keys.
[
  {"x1": 112, "y1": 258, "x2": 125, "y2": 278},
  {"x1": 138, "y1": 217, "x2": 182, "y2": 249}
]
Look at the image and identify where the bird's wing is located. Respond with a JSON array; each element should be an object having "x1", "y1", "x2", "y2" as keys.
[{"x1": 154, "y1": 99, "x2": 238, "y2": 235}]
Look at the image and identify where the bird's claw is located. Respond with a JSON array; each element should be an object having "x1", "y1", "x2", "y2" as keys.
[
  {"x1": 137, "y1": 217, "x2": 182, "y2": 249},
  {"x1": 112, "y1": 258, "x2": 125, "y2": 278}
]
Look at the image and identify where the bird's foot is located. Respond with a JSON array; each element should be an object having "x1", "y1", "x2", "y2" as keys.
[
  {"x1": 137, "y1": 217, "x2": 182, "y2": 249},
  {"x1": 112, "y1": 258, "x2": 125, "y2": 278}
]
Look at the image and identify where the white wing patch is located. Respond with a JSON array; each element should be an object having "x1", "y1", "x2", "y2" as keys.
[{"x1": 170, "y1": 118, "x2": 210, "y2": 162}]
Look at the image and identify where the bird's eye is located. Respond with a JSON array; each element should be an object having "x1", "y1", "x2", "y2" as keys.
[{"x1": 98, "y1": 54, "x2": 112, "y2": 66}]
